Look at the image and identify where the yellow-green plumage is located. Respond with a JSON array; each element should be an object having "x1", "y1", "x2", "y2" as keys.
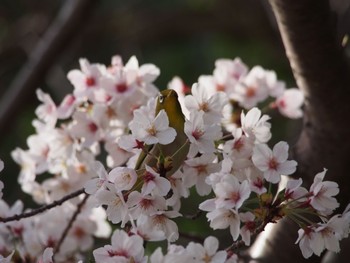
[{"x1": 135, "y1": 89, "x2": 189, "y2": 176}]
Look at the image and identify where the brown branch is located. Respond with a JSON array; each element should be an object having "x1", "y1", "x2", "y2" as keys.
[
  {"x1": 54, "y1": 193, "x2": 89, "y2": 255},
  {"x1": 0, "y1": 188, "x2": 85, "y2": 223},
  {"x1": 0, "y1": 0, "x2": 96, "y2": 137}
]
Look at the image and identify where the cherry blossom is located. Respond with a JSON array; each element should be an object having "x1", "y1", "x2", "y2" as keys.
[
  {"x1": 67, "y1": 58, "x2": 106, "y2": 102},
  {"x1": 108, "y1": 166, "x2": 137, "y2": 192},
  {"x1": 93, "y1": 229, "x2": 147, "y2": 263},
  {"x1": 35, "y1": 89, "x2": 57, "y2": 127},
  {"x1": 139, "y1": 210, "x2": 181, "y2": 242},
  {"x1": 252, "y1": 141, "x2": 297, "y2": 183},
  {"x1": 213, "y1": 175, "x2": 251, "y2": 210},
  {"x1": 231, "y1": 66, "x2": 270, "y2": 109},
  {"x1": 185, "y1": 111, "x2": 222, "y2": 154},
  {"x1": 130, "y1": 109, "x2": 176, "y2": 145},
  {"x1": 241, "y1": 107, "x2": 271, "y2": 143},
  {"x1": 184, "y1": 83, "x2": 228, "y2": 124},
  {"x1": 37, "y1": 247, "x2": 53, "y2": 263},
  {"x1": 186, "y1": 236, "x2": 227, "y2": 263},
  {"x1": 274, "y1": 88, "x2": 304, "y2": 119},
  {"x1": 127, "y1": 191, "x2": 167, "y2": 217},
  {"x1": 141, "y1": 165, "x2": 171, "y2": 196},
  {"x1": 95, "y1": 187, "x2": 129, "y2": 226},
  {"x1": 309, "y1": 169, "x2": 339, "y2": 213},
  {"x1": 206, "y1": 208, "x2": 241, "y2": 241},
  {"x1": 84, "y1": 161, "x2": 110, "y2": 194},
  {"x1": 240, "y1": 212, "x2": 256, "y2": 246},
  {"x1": 0, "y1": 251, "x2": 14, "y2": 263},
  {"x1": 285, "y1": 178, "x2": 308, "y2": 201},
  {"x1": 183, "y1": 153, "x2": 220, "y2": 196}
]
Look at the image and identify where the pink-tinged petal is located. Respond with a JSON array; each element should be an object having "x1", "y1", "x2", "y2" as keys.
[
  {"x1": 278, "y1": 160, "x2": 297, "y2": 175},
  {"x1": 252, "y1": 144, "x2": 272, "y2": 171},
  {"x1": 324, "y1": 234, "x2": 340, "y2": 253},
  {"x1": 273, "y1": 141, "x2": 289, "y2": 162},
  {"x1": 212, "y1": 251, "x2": 227, "y2": 262},
  {"x1": 313, "y1": 170, "x2": 327, "y2": 184},
  {"x1": 156, "y1": 177, "x2": 171, "y2": 196},
  {"x1": 124, "y1": 56, "x2": 139, "y2": 70},
  {"x1": 243, "y1": 107, "x2": 261, "y2": 127},
  {"x1": 154, "y1": 110, "x2": 169, "y2": 130},
  {"x1": 264, "y1": 169, "x2": 281, "y2": 184},
  {"x1": 204, "y1": 236, "x2": 219, "y2": 256},
  {"x1": 229, "y1": 217, "x2": 241, "y2": 241},
  {"x1": 199, "y1": 199, "x2": 216, "y2": 211},
  {"x1": 67, "y1": 70, "x2": 85, "y2": 86},
  {"x1": 156, "y1": 128, "x2": 176, "y2": 145},
  {"x1": 184, "y1": 95, "x2": 199, "y2": 111},
  {"x1": 139, "y1": 64, "x2": 160, "y2": 83},
  {"x1": 323, "y1": 182, "x2": 339, "y2": 196},
  {"x1": 144, "y1": 135, "x2": 159, "y2": 145},
  {"x1": 309, "y1": 232, "x2": 324, "y2": 256}
]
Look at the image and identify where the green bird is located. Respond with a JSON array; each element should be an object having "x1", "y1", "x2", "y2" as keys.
[{"x1": 135, "y1": 89, "x2": 189, "y2": 177}]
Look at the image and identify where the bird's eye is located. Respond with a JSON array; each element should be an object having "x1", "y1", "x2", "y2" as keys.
[{"x1": 159, "y1": 94, "x2": 165, "y2": 104}]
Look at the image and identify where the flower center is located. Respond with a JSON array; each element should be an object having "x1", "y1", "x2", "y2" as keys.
[
  {"x1": 147, "y1": 125, "x2": 157, "y2": 136},
  {"x1": 199, "y1": 102, "x2": 210, "y2": 112},
  {"x1": 85, "y1": 77, "x2": 96, "y2": 87},
  {"x1": 192, "y1": 128, "x2": 204, "y2": 140},
  {"x1": 246, "y1": 86, "x2": 256, "y2": 98},
  {"x1": 268, "y1": 158, "x2": 278, "y2": 170},
  {"x1": 116, "y1": 83, "x2": 128, "y2": 93},
  {"x1": 88, "y1": 122, "x2": 98, "y2": 133},
  {"x1": 233, "y1": 138, "x2": 244, "y2": 151},
  {"x1": 143, "y1": 171, "x2": 155, "y2": 182}
]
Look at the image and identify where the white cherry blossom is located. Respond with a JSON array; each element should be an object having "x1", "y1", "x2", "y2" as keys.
[
  {"x1": 274, "y1": 88, "x2": 304, "y2": 119},
  {"x1": 309, "y1": 169, "x2": 339, "y2": 213},
  {"x1": 231, "y1": 66, "x2": 270, "y2": 109},
  {"x1": 252, "y1": 141, "x2": 297, "y2": 183},
  {"x1": 185, "y1": 111, "x2": 222, "y2": 154},
  {"x1": 184, "y1": 83, "x2": 228, "y2": 124},
  {"x1": 35, "y1": 89, "x2": 57, "y2": 127},
  {"x1": 186, "y1": 236, "x2": 227, "y2": 263},
  {"x1": 241, "y1": 107, "x2": 271, "y2": 143},
  {"x1": 84, "y1": 161, "x2": 109, "y2": 195},
  {"x1": 141, "y1": 165, "x2": 171, "y2": 196},
  {"x1": 214, "y1": 175, "x2": 251, "y2": 210},
  {"x1": 93, "y1": 229, "x2": 147, "y2": 263},
  {"x1": 183, "y1": 153, "x2": 220, "y2": 196},
  {"x1": 130, "y1": 109, "x2": 176, "y2": 145},
  {"x1": 285, "y1": 178, "x2": 308, "y2": 201},
  {"x1": 108, "y1": 167, "x2": 137, "y2": 192}
]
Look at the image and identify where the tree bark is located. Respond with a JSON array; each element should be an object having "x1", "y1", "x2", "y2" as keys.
[{"x1": 248, "y1": 0, "x2": 350, "y2": 262}]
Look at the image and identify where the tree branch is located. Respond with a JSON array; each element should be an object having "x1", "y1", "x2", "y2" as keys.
[
  {"x1": 54, "y1": 193, "x2": 89, "y2": 255},
  {"x1": 0, "y1": 188, "x2": 85, "y2": 223}
]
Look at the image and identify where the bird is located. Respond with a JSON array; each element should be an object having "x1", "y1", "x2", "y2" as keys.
[{"x1": 134, "y1": 89, "x2": 189, "y2": 177}]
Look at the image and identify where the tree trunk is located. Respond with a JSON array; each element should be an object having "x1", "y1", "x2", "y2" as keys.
[{"x1": 248, "y1": 0, "x2": 350, "y2": 262}]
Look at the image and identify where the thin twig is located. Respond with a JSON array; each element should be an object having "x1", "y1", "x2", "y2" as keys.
[
  {"x1": 226, "y1": 220, "x2": 268, "y2": 252},
  {"x1": 184, "y1": 210, "x2": 202, "y2": 220},
  {"x1": 54, "y1": 193, "x2": 89, "y2": 255},
  {"x1": 0, "y1": 188, "x2": 85, "y2": 223}
]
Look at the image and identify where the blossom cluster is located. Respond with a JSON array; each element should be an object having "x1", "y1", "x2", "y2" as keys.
[{"x1": 0, "y1": 55, "x2": 348, "y2": 262}]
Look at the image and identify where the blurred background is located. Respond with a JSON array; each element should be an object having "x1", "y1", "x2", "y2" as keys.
[{"x1": 0, "y1": 0, "x2": 298, "y2": 251}]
